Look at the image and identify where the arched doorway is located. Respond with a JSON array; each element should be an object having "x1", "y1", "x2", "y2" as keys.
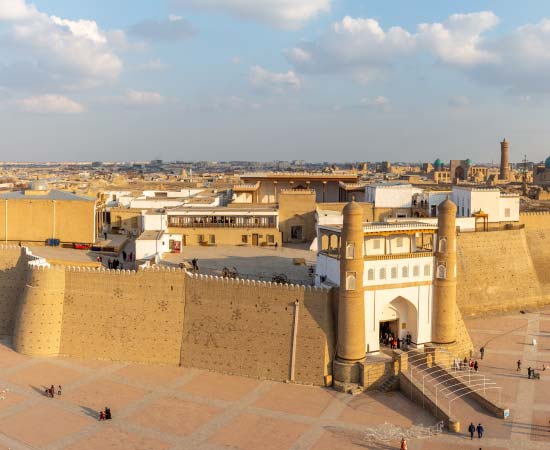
[{"x1": 378, "y1": 296, "x2": 418, "y2": 347}]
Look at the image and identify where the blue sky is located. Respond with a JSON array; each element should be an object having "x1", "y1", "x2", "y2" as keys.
[{"x1": 1, "y1": 0, "x2": 550, "y2": 163}]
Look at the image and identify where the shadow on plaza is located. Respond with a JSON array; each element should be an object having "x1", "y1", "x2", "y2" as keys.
[
  {"x1": 503, "y1": 421, "x2": 550, "y2": 439},
  {"x1": 80, "y1": 405, "x2": 100, "y2": 419}
]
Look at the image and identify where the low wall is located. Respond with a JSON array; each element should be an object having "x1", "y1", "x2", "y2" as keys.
[{"x1": 399, "y1": 371, "x2": 459, "y2": 432}]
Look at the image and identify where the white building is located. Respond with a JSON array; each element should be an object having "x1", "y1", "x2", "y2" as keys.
[
  {"x1": 365, "y1": 183, "x2": 423, "y2": 211},
  {"x1": 316, "y1": 221, "x2": 439, "y2": 353},
  {"x1": 452, "y1": 186, "x2": 519, "y2": 223}
]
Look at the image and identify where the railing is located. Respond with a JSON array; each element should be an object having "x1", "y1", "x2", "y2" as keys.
[
  {"x1": 364, "y1": 251, "x2": 434, "y2": 261},
  {"x1": 168, "y1": 222, "x2": 276, "y2": 229}
]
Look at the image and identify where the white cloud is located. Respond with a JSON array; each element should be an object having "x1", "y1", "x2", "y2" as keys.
[
  {"x1": 174, "y1": 0, "x2": 330, "y2": 29},
  {"x1": 360, "y1": 96, "x2": 390, "y2": 111},
  {"x1": 249, "y1": 65, "x2": 300, "y2": 92},
  {"x1": 417, "y1": 11, "x2": 499, "y2": 66},
  {"x1": 123, "y1": 89, "x2": 166, "y2": 106},
  {"x1": 129, "y1": 15, "x2": 194, "y2": 42},
  {"x1": 286, "y1": 16, "x2": 415, "y2": 77},
  {"x1": 135, "y1": 58, "x2": 170, "y2": 72},
  {"x1": 0, "y1": 0, "x2": 122, "y2": 90},
  {"x1": 17, "y1": 94, "x2": 85, "y2": 114},
  {"x1": 287, "y1": 11, "x2": 550, "y2": 93}
]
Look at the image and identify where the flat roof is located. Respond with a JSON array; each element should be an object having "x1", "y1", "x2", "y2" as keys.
[
  {"x1": 168, "y1": 207, "x2": 278, "y2": 216},
  {"x1": 0, "y1": 190, "x2": 95, "y2": 201},
  {"x1": 136, "y1": 230, "x2": 164, "y2": 241}
]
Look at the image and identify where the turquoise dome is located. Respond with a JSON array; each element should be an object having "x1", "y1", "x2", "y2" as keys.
[
  {"x1": 465, "y1": 158, "x2": 472, "y2": 165},
  {"x1": 546, "y1": 156, "x2": 550, "y2": 169},
  {"x1": 433, "y1": 158, "x2": 443, "y2": 169}
]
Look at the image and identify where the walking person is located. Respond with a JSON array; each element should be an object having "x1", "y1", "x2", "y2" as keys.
[
  {"x1": 474, "y1": 360, "x2": 479, "y2": 372},
  {"x1": 99, "y1": 410, "x2": 105, "y2": 421},
  {"x1": 528, "y1": 367, "x2": 532, "y2": 379},
  {"x1": 57, "y1": 385, "x2": 62, "y2": 396},
  {"x1": 517, "y1": 360, "x2": 522, "y2": 371},
  {"x1": 400, "y1": 437, "x2": 408, "y2": 450},
  {"x1": 480, "y1": 346, "x2": 485, "y2": 360},
  {"x1": 476, "y1": 423, "x2": 484, "y2": 438},
  {"x1": 468, "y1": 422, "x2": 476, "y2": 440},
  {"x1": 50, "y1": 385, "x2": 55, "y2": 398}
]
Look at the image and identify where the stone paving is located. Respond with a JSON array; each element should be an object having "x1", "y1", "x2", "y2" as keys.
[{"x1": 0, "y1": 308, "x2": 548, "y2": 450}]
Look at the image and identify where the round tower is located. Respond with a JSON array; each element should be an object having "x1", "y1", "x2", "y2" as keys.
[
  {"x1": 499, "y1": 138, "x2": 510, "y2": 181},
  {"x1": 333, "y1": 200, "x2": 366, "y2": 388},
  {"x1": 432, "y1": 198, "x2": 457, "y2": 345}
]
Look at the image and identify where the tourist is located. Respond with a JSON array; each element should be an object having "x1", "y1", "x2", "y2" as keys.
[
  {"x1": 474, "y1": 361, "x2": 479, "y2": 372},
  {"x1": 480, "y1": 347, "x2": 485, "y2": 360},
  {"x1": 99, "y1": 411, "x2": 105, "y2": 421},
  {"x1": 468, "y1": 422, "x2": 476, "y2": 439},
  {"x1": 108, "y1": 259, "x2": 112, "y2": 269},
  {"x1": 122, "y1": 250, "x2": 127, "y2": 261},
  {"x1": 528, "y1": 367, "x2": 532, "y2": 379},
  {"x1": 463, "y1": 357, "x2": 468, "y2": 371},
  {"x1": 477, "y1": 423, "x2": 484, "y2": 438},
  {"x1": 105, "y1": 407, "x2": 112, "y2": 420},
  {"x1": 400, "y1": 437, "x2": 407, "y2": 450},
  {"x1": 517, "y1": 360, "x2": 522, "y2": 371},
  {"x1": 57, "y1": 385, "x2": 62, "y2": 396},
  {"x1": 469, "y1": 359, "x2": 474, "y2": 371},
  {"x1": 50, "y1": 385, "x2": 55, "y2": 398}
]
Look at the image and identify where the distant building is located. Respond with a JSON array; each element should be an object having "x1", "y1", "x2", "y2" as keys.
[{"x1": 0, "y1": 181, "x2": 98, "y2": 244}]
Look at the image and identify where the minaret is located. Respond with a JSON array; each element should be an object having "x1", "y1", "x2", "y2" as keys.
[
  {"x1": 499, "y1": 138, "x2": 510, "y2": 181},
  {"x1": 432, "y1": 198, "x2": 457, "y2": 345},
  {"x1": 333, "y1": 200, "x2": 366, "y2": 389}
]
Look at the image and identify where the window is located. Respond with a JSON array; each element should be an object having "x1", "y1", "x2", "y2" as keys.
[
  {"x1": 505, "y1": 208, "x2": 510, "y2": 218},
  {"x1": 396, "y1": 237, "x2": 403, "y2": 248},
  {"x1": 424, "y1": 264, "x2": 431, "y2": 276},
  {"x1": 402, "y1": 266, "x2": 409, "y2": 278},
  {"x1": 437, "y1": 264, "x2": 447, "y2": 279},
  {"x1": 372, "y1": 239, "x2": 381, "y2": 250},
  {"x1": 413, "y1": 265, "x2": 420, "y2": 277},
  {"x1": 242, "y1": 235, "x2": 248, "y2": 244},
  {"x1": 266, "y1": 234, "x2": 275, "y2": 244},
  {"x1": 391, "y1": 266, "x2": 398, "y2": 279},
  {"x1": 346, "y1": 242, "x2": 355, "y2": 259},
  {"x1": 209, "y1": 234, "x2": 216, "y2": 244},
  {"x1": 345, "y1": 272, "x2": 356, "y2": 290},
  {"x1": 379, "y1": 268, "x2": 386, "y2": 279},
  {"x1": 438, "y1": 237, "x2": 447, "y2": 253},
  {"x1": 367, "y1": 268, "x2": 375, "y2": 281}
]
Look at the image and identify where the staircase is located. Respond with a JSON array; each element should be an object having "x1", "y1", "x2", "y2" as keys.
[{"x1": 377, "y1": 375, "x2": 399, "y2": 393}]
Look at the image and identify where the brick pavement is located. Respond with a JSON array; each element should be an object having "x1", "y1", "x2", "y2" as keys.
[{"x1": 0, "y1": 308, "x2": 549, "y2": 450}]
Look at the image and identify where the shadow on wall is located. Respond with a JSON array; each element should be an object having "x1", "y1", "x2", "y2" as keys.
[{"x1": 0, "y1": 249, "x2": 28, "y2": 336}]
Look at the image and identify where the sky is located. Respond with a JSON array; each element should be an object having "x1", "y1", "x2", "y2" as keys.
[{"x1": 1, "y1": 1, "x2": 550, "y2": 163}]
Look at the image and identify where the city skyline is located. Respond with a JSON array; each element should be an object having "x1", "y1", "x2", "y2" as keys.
[{"x1": 1, "y1": 0, "x2": 550, "y2": 162}]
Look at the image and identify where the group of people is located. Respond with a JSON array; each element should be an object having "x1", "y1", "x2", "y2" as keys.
[
  {"x1": 380, "y1": 331, "x2": 412, "y2": 350},
  {"x1": 517, "y1": 359, "x2": 545, "y2": 379},
  {"x1": 468, "y1": 422, "x2": 484, "y2": 439},
  {"x1": 454, "y1": 357, "x2": 480, "y2": 372},
  {"x1": 45, "y1": 384, "x2": 62, "y2": 398},
  {"x1": 98, "y1": 406, "x2": 112, "y2": 421}
]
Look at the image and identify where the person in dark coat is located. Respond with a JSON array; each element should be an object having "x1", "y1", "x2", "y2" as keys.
[
  {"x1": 105, "y1": 407, "x2": 111, "y2": 420},
  {"x1": 468, "y1": 422, "x2": 475, "y2": 439},
  {"x1": 476, "y1": 423, "x2": 484, "y2": 438}
]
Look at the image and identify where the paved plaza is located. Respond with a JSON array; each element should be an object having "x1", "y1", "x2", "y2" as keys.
[
  {"x1": 0, "y1": 308, "x2": 549, "y2": 450},
  {"x1": 161, "y1": 244, "x2": 316, "y2": 284}
]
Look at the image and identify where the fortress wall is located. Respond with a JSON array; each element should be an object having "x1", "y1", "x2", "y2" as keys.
[
  {"x1": 520, "y1": 212, "x2": 550, "y2": 230},
  {"x1": 13, "y1": 265, "x2": 66, "y2": 356},
  {"x1": 0, "y1": 246, "x2": 28, "y2": 335},
  {"x1": 457, "y1": 230, "x2": 545, "y2": 315},
  {"x1": 181, "y1": 275, "x2": 334, "y2": 385},
  {"x1": 59, "y1": 267, "x2": 186, "y2": 364}
]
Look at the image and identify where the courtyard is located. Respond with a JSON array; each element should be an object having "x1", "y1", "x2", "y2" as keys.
[{"x1": 0, "y1": 308, "x2": 548, "y2": 450}]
